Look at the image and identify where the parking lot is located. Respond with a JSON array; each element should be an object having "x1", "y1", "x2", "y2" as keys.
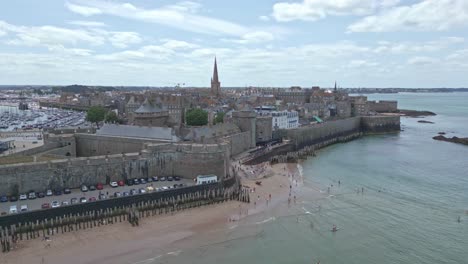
[{"x1": 1, "y1": 178, "x2": 195, "y2": 214}]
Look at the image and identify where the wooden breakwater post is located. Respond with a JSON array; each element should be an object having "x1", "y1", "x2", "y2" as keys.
[{"x1": 0, "y1": 178, "x2": 244, "y2": 253}]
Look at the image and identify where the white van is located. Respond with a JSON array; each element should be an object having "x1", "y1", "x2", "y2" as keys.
[
  {"x1": 9, "y1": 205, "x2": 17, "y2": 214},
  {"x1": 196, "y1": 175, "x2": 218, "y2": 185}
]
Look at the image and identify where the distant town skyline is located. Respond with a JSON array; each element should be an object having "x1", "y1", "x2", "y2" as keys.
[{"x1": 1, "y1": 0, "x2": 468, "y2": 88}]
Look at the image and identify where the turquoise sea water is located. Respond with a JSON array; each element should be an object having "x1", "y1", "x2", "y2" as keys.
[{"x1": 156, "y1": 93, "x2": 468, "y2": 264}]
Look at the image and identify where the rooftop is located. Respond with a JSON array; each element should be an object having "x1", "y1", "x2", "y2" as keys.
[{"x1": 97, "y1": 124, "x2": 178, "y2": 141}]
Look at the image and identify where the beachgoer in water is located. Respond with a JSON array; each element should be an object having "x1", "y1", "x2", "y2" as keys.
[{"x1": 338, "y1": 180, "x2": 341, "y2": 185}]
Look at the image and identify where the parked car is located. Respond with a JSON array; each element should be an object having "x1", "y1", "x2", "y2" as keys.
[
  {"x1": 117, "y1": 180, "x2": 125, "y2": 186},
  {"x1": 19, "y1": 194, "x2": 27, "y2": 200},
  {"x1": 130, "y1": 189, "x2": 137, "y2": 195},
  {"x1": 9, "y1": 196, "x2": 18, "y2": 202},
  {"x1": 122, "y1": 191, "x2": 130, "y2": 196},
  {"x1": 126, "y1": 179, "x2": 134, "y2": 186},
  {"x1": 46, "y1": 189, "x2": 53, "y2": 196},
  {"x1": 63, "y1": 188, "x2": 71, "y2": 194},
  {"x1": 167, "y1": 176, "x2": 174, "y2": 181},
  {"x1": 98, "y1": 193, "x2": 107, "y2": 200},
  {"x1": 162, "y1": 186, "x2": 169, "y2": 190},
  {"x1": 54, "y1": 190, "x2": 62, "y2": 196},
  {"x1": 114, "y1": 192, "x2": 122, "y2": 198},
  {"x1": 89, "y1": 185, "x2": 96, "y2": 191},
  {"x1": 89, "y1": 197, "x2": 96, "y2": 202},
  {"x1": 152, "y1": 176, "x2": 159, "y2": 181},
  {"x1": 96, "y1": 183, "x2": 104, "y2": 190},
  {"x1": 51, "y1": 201, "x2": 60, "y2": 208},
  {"x1": 146, "y1": 186, "x2": 154, "y2": 192},
  {"x1": 140, "y1": 178, "x2": 147, "y2": 184},
  {"x1": 20, "y1": 205, "x2": 28, "y2": 212},
  {"x1": 133, "y1": 178, "x2": 140, "y2": 185},
  {"x1": 28, "y1": 192, "x2": 37, "y2": 199},
  {"x1": 41, "y1": 203, "x2": 51, "y2": 209},
  {"x1": 0, "y1": 195, "x2": 8, "y2": 203},
  {"x1": 70, "y1": 198, "x2": 78, "y2": 204},
  {"x1": 147, "y1": 177, "x2": 153, "y2": 183},
  {"x1": 37, "y1": 192, "x2": 45, "y2": 198},
  {"x1": 139, "y1": 188, "x2": 146, "y2": 194},
  {"x1": 110, "y1": 181, "x2": 118, "y2": 188},
  {"x1": 174, "y1": 176, "x2": 181, "y2": 181},
  {"x1": 9, "y1": 205, "x2": 17, "y2": 214},
  {"x1": 81, "y1": 185, "x2": 88, "y2": 192},
  {"x1": 160, "y1": 177, "x2": 166, "y2": 181},
  {"x1": 80, "y1": 197, "x2": 87, "y2": 203},
  {"x1": 62, "y1": 201, "x2": 70, "y2": 206}
]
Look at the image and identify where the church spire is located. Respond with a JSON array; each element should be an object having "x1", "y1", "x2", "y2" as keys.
[
  {"x1": 334, "y1": 81, "x2": 337, "y2": 92},
  {"x1": 213, "y1": 57, "x2": 219, "y2": 82},
  {"x1": 211, "y1": 57, "x2": 221, "y2": 97}
]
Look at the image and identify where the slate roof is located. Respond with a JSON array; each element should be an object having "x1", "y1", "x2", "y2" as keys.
[
  {"x1": 134, "y1": 98, "x2": 167, "y2": 113},
  {"x1": 97, "y1": 124, "x2": 178, "y2": 141}
]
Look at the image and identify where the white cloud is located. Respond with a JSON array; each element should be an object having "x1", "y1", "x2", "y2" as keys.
[
  {"x1": 109, "y1": 32, "x2": 142, "y2": 48},
  {"x1": 66, "y1": 0, "x2": 251, "y2": 37},
  {"x1": 348, "y1": 0, "x2": 468, "y2": 32},
  {"x1": 68, "y1": 20, "x2": 107, "y2": 27},
  {"x1": 373, "y1": 37, "x2": 465, "y2": 53},
  {"x1": 0, "y1": 20, "x2": 144, "y2": 52},
  {"x1": 95, "y1": 50, "x2": 145, "y2": 61},
  {"x1": 272, "y1": 0, "x2": 400, "y2": 22},
  {"x1": 224, "y1": 31, "x2": 275, "y2": 44},
  {"x1": 259, "y1": 15, "x2": 270, "y2": 21},
  {"x1": 7, "y1": 24, "x2": 105, "y2": 47},
  {"x1": 407, "y1": 56, "x2": 438, "y2": 65},
  {"x1": 65, "y1": 2, "x2": 102, "y2": 16},
  {"x1": 0, "y1": 30, "x2": 6, "y2": 37},
  {"x1": 161, "y1": 39, "x2": 198, "y2": 50}
]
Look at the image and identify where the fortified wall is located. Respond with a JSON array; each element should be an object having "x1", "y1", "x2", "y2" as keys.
[{"x1": 0, "y1": 142, "x2": 230, "y2": 195}]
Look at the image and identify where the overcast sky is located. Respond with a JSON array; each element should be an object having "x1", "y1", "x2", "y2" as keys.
[{"x1": 1, "y1": 0, "x2": 467, "y2": 88}]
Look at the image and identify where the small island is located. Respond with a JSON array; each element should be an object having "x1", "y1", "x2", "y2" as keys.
[
  {"x1": 399, "y1": 109, "x2": 436, "y2": 117},
  {"x1": 433, "y1": 135, "x2": 468, "y2": 146},
  {"x1": 418, "y1": 120, "x2": 434, "y2": 124}
]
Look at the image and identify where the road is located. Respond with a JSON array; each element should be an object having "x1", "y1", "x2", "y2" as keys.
[{"x1": 1, "y1": 178, "x2": 195, "y2": 214}]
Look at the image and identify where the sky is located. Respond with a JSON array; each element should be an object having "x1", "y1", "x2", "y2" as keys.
[{"x1": 0, "y1": 0, "x2": 468, "y2": 88}]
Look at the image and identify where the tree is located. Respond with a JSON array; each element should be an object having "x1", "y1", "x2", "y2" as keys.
[
  {"x1": 214, "y1": 112, "x2": 225, "y2": 124},
  {"x1": 86, "y1": 106, "x2": 106, "y2": 128},
  {"x1": 105, "y1": 111, "x2": 120, "y2": 123},
  {"x1": 186, "y1": 108, "x2": 208, "y2": 126}
]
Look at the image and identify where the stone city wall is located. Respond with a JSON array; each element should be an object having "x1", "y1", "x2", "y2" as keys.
[
  {"x1": 75, "y1": 133, "x2": 167, "y2": 156},
  {"x1": 225, "y1": 132, "x2": 252, "y2": 156},
  {"x1": 361, "y1": 116, "x2": 401, "y2": 133},
  {"x1": 0, "y1": 142, "x2": 231, "y2": 195},
  {"x1": 285, "y1": 117, "x2": 362, "y2": 149},
  {"x1": 368, "y1": 100, "x2": 398, "y2": 113}
]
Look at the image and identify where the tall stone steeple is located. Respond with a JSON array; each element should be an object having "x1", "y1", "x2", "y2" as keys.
[
  {"x1": 334, "y1": 81, "x2": 337, "y2": 93},
  {"x1": 211, "y1": 57, "x2": 221, "y2": 97}
]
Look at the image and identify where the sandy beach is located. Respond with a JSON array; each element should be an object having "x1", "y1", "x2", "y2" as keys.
[{"x1": 0, "y1": 161, "x2": 315, "y2": 264}]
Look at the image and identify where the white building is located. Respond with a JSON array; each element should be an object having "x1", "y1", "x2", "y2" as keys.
[{"x1": 255, "y1": 106, "x2": 299, "y2": 130}]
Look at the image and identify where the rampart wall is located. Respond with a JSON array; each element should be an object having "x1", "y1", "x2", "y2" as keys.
[
  {"x1": 0, "y1": 142, "x2": 231, "y2": 195},
  {"x1": 75, "y1": 134, "x2": 166, "y2": 156}
]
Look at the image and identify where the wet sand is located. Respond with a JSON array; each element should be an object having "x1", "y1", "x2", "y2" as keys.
[{"x1": 0, "y1": 162, "x2": 316, "y2": 264}]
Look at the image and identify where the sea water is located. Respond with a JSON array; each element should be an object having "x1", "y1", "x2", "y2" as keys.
[{"x1": 154, "y1": 93, "x2": 468, "y2": 264}]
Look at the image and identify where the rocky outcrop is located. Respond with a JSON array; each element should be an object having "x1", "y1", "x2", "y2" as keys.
[
  {"x1": 418, "y1": 120, "x2": 434, "y2": 124},
  {"x1": 399, "y1": 109, "x2": 436, "y2": 117},
  {"x1": 433, "y1": 135, "x2": 468, "y2": 146}
]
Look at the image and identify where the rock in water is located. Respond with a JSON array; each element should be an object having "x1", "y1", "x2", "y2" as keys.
[
  {"x1": 433, "y1": 135, "x2": 468, "y2": 146},
  {"x1": 418, "y1": 120, "x2": 434, "y2": 124}
]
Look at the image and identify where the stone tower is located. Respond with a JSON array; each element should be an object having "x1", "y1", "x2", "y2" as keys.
[
  {"x1": 232, "y1": 110, "x2": 257, "y2": 148},
  {"x1": 211, "y1": 57, "x2": 221, "y2": 97}
]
